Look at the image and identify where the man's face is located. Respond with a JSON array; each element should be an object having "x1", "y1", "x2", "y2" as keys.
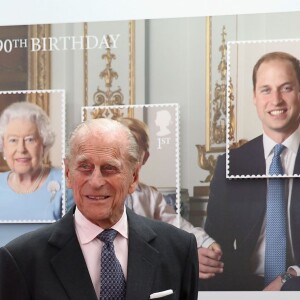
[
  {"x1": 65, "y1": 129, "x2": 138, "y2": 228},
  {"x1": 253, "y1": 59, "x2": 300, "y2": 142}
]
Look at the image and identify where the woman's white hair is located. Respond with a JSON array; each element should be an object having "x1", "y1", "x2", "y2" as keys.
[{"x1": 0, "y1": 102, "x2": 55, "y2": 153}]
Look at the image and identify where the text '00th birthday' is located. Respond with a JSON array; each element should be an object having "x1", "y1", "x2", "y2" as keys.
[{"x1": 0, "y1": 34, "x2": 120, "y2": 53}]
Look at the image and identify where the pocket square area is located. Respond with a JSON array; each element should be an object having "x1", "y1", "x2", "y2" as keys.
[{"x1": 149, "y1": 289, "x2": 174, "y2": 299}]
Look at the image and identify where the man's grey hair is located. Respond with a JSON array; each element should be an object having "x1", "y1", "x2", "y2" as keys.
[
  {"x1": 0, "y1": 102, "x2": 55, "y2": 153},
  {"x1": 65, "y1": 118, "x2": 140, "y2": 169}
]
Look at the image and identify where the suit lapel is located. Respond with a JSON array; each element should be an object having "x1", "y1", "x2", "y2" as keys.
[
  {"x1": 125, "y1": 209, "x2": 160, "y2": 300},
  {"x1": 48, "y1": 209, "x2": 98, "y2": 300},
  {"x1": 234, "y1": 137, "x2": 267, "y2": 250},
  {"x1": 229, "y1": 135, "x2": 266, "y2": 176},
  {"x1": 244, "y1": 137, "x2": 266, "y2": 230},
  {"x1": 290, "y1": 145, "x2": 300, "y2": 263},
  {"x1": 249, "y1": 135, "x2": 266, "y2": 175},
  {"x1": 240, "y1": 178, "x2": 266, "y2": 252},
  {"x1": 292, "y1": 144, "x2": 300, "y2": 174},
  {"x1": 49, "y1": 208, "x2": 162, "y2": 300}
]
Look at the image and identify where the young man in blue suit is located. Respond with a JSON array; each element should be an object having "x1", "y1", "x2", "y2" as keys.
[
  {"x1": 0, "y1": 118, "x2": 199, "y2": 299},
  {"x1": 200, "y1": 51, "x2": 300, "y2": 291}
]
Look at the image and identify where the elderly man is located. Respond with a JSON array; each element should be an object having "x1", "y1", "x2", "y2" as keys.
[{"x1": 0, "y1": 118, "x2": 199, "y2": 299}]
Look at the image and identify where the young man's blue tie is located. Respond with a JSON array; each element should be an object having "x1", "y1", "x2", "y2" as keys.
[{"x1": 264, "y1": 144, "x2": 286, "y2": 286}]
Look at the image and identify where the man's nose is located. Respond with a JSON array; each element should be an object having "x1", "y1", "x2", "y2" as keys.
[
  {"x1": 89, "y1": 169, "x2": 106, "y2": 187},
  {"x1": 271, "y1": 90, "x2": 284, "y2": 105}
]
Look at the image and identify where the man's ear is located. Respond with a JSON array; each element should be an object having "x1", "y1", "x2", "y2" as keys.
[
  {"x1": 253, "y1": 93, "x2": 257, "y2": 106},
  {"x1": 128, "y1": 166, "x2": 139, "y2": 194},
  {"x1": 64, "y1": 159, "x2": 71, "y2": 188},
  {"x1": 142, "y1": 151, "x2": 150, "y2": 165}
]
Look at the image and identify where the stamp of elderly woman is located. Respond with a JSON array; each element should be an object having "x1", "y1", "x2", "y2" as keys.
[
  {"x1": 80, "y1": 103, "x2": 182, "y2": 223},
  {"x1": 0, "y1": 89, "x2": 65, "y2": 223}
]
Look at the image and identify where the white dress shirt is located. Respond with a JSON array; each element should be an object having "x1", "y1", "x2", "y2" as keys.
[
  {"x1": 74, "y1": 207, "x2": 128, "y2": 297},
  {"x1": 251, "y1": 126, "x2": 300, "y2": 276}
]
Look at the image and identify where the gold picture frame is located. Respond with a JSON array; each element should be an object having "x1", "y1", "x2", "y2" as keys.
[
  {"x1": 197, "y1": 16, "x2": 236, "y2": 182},
  {"x1": 205, "y1": 16, "x2": 227, "y2": 153},
  {"x1": 0, "y1": 24, "x2": 51, "y2": 172},
  {"x1": 83, "y1": 20, "x2": 136, "y2": 107}
]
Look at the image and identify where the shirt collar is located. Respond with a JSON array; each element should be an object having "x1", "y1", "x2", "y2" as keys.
[
  {"x1": 74, "y1": 206, "x2": 128, "y2": 245},
  {"x1": 263, "y1": 125, "x2": 300, "y2": 160},
  {"x1": 135, "y1": 183, "x2": 142, "y2": 192},
  {"x1": 284, "y1": 125, "x2": 300, "y2": 156}
]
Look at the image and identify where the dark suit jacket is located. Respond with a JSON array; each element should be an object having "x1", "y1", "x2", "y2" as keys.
[
  {"x1": 202, "y1": 135, "x2": 300, "y2": 291},
  {"x1": 0, "y1": 207, "x2": 198, "y2": 300},
  {"x1": 281, "y1": 276, "x2": 300, "y2": 290}
]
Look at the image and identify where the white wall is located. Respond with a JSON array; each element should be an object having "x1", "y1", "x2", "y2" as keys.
[{"x1": 145, "y1": 17, "x2": 208, "y2": 194}]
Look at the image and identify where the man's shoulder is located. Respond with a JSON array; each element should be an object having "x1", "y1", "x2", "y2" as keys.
[
  {"x1": 127, "y1": 208, "x2": 193, "y2": 241},
  {"x1": 128, "y1": 211, "x2": 198, "y2": 263},
  {"x1": 3, "y1": 211, "x2": 74, "y2": 254},
  {"x1": 3, "y1": 222, "x2": 56, "y2": 255},
  {"x1": 227, "y1": 135, "x2": 265, "y2": 176},
  {"x1": 216, "y1": 136, "x2": 263, "y2": 164},
  {"x1": 229, "y1": 135, "x2": 263, "y2": 157}
]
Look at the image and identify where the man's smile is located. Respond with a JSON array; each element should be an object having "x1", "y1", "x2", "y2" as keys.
[
  {"x1": 86, "y1": 195, "x2": 110, "y2": 200},
  {"x1": 268, "y1": 109, "x2": 287, "y2": 116}
]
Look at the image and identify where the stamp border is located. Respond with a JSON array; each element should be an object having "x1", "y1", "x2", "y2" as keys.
[
  {"x1": 0, "y1": 89, "x2": 66, "y2": 223},
  {"x1": 226, "y1": 39, "x2": 300, "y2": 179}
]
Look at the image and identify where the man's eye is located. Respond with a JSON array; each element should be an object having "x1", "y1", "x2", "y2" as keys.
[
  {"x1": 8, "y1": 138, "x2": 18, "y2": 144},
  {"x1": 281, "y1": 85, "x2": 293, "y2": 93},
  {"x1": 78, "y1": 164, "x2": 93, "y2": 171},
  {"x1": 260, "y1": 87, "x2": 270, "y2": 94},
  {"x1": 102, "y1": 165, "x2": 119, "y2": 174}
]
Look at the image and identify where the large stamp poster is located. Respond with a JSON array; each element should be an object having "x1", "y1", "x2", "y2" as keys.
[{"x1": 0, "y1": 8, "x2": 300, "y2": 299}]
